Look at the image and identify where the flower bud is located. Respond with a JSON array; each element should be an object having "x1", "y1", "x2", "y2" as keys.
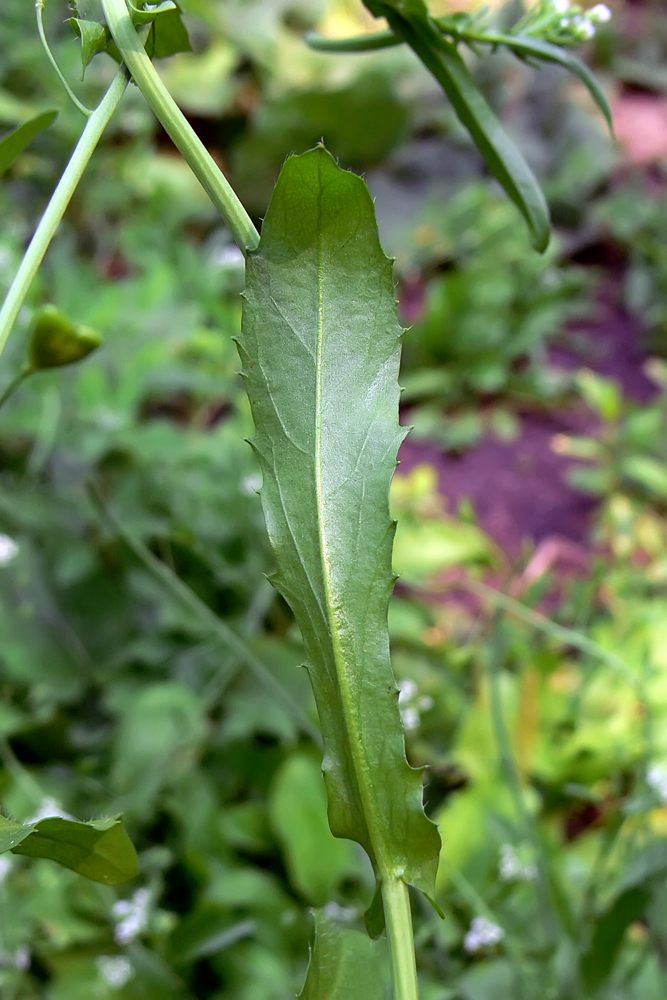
[
  {"x1": 589, "y1": 3, "x2": 612, "y2": 23},
  {"x1": 28, "y1": 305, "x2": 102, "y2": 371}
]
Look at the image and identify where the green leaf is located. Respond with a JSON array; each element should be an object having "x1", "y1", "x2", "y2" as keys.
[
  {"x1": 580, "y1": 887, "x2": 651, "y2": 993},
  {"x1": 363, "y1": 0, "x2": 550, "y2": 251},
  {"x1": 239, "y1": 146, "x2": 441, "y2": 906},
  {"x1": 0, "y1": 813, "x2": 34, "y2": 853},
  {"x1": 495, "y1": 34, "x2": 613, "y2": 134},
  {"x1": 0, "y1": 111, "x2": 58, "y2": 177},
  {"x1": 269, "y1": 753, "x2": 361, "y2": 906},
  {"x1": 128, "y1": 1, "x2": 192, "y2": 58},
  {"x1": 298, "y1": 911, "x2": 386, "y2": 1000},
  {"x1": 72, "y1": 0, "x2": 105, "y2": 21},
  {"x1": 69, "y1": 19, "x2": 112, "y2": 74},
  {"x1": 4, "y1": 814, "x2": 139, "y2": 885}
]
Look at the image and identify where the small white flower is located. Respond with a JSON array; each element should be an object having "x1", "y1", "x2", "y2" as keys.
[
  {"x1": 577, "y1": 17, "x2": 596, "y2": 38},
  {"x1": 241, "y1": 473, "x2": 262, "y2": 495},
  {"x1": 26, "y1": 797, "x2": 72, "y2": 824},
  {"x1": 324, "y1": 902, "x2": 357, "y2": 922},
  {"x1": 647, "y1": 763, "x2": 667, "y2": 804},
  {"x1": 398, "y1": 679, "x2": 418, "y2": 704},
  {"x1": 112, "y1": 888, "x2": 151, "y2": 944},
  {"x1": 398, "y1": 679, "x2": 421, "y2": 731},
  {"x1": 13, "y1": 947, "x2": 30, "y2": 971},
  {"x1": 552, "y1": 0, "x2": 570, "y2": 13},
  {"x1": 464, "y1": 916, "x2": 504, "y2": 953},
  {"x1": 212, "y1": 244, "x2": 245, "y2": 270},
  {"x1": 588, "y1": 3, "x2": 612, "y2": 22},
  {"x1": 0, "y1": 535, "x2": 19, "y2": 566},
  {"x1": 402, "y1": 707, "x2": 420, "y2": 732},
  {"x1": 96, "y1": 955, "x2": 134, "y2": 990},
  {"x1": 0, "y1": 857, "x2": 13, "y2": 884},
  {"x1": 498, "y1": 844, "x2": 538, "y2": 883}
]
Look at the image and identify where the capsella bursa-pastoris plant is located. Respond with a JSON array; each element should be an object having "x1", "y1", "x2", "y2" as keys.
[{"x1": 0, "y1": 1, "x2": 612, "y2": 997}]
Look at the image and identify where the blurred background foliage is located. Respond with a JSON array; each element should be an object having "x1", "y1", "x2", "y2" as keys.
[{"x1": 3, "y1": 0, "x2": 667, "y2": 997}]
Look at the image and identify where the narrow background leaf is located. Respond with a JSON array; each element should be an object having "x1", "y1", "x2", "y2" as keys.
[
  {"x1": 0, "y1": 111, "x2": 58, "y2": 177},
  {"x1": 363, "y1": 0, "x2": 550, "y2": 250}
]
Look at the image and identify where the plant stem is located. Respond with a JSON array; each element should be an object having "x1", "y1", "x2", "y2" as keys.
[
  {"x1": 382, "y1": 878, "x2": 419, "y2": 1000},
  {"x1": 487, "y1": 626, "x2": 556, "y2": 946},
  {"x1": 36, "y1": 0, "x2": 93, "y2": 117},
  {"x1": 0, "y1": 65, "x2": 128, "y2": 363},
  {"x1": 89, "y1": 482, "x2": 322, "y2": 745},
  {"x1": 0, "y1": 367, "x2": 30, "y2": 410},
  {"x1": 100, "y1": 0, "x2": 260, "y2": 254}
]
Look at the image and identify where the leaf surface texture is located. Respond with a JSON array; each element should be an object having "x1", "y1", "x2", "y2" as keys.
[{"x1": 239, "y1": 146, "x2": 440, "y2": 897}]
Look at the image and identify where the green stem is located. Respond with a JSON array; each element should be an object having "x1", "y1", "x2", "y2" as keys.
[
  {"x1": 36, "y1": 0, "x2": 93, "y2": 117},
  {"x1": 382, "y1": 878, "x2": 419, "y2": 1000},
  {"x1": 100, "y1": 0, "x2": 260, "y2": 254},
  {"x1": 89, "y1": 483, "x2": 322, "y2": 745},
  {"x1": 0, "y1": 65, "x2": 128, "y2": 363},
  {"x1": 487, "y1": 626, "x2": 556, "y2": 946},
  {"x1": 0, "y1": 367, "x2": 30, "y2": 410},
  {"x1": 462, "y1": 578, "x2": 638, "y2": 690}
]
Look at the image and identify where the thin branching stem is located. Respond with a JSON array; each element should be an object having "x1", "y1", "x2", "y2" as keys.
[
  {"x1": 0, "y1": 65, "x2": 128, "y2": 363},
  {"x1": 89, "y1": 483, "x2": 322, "y2": 745},
  {"x1": 100, "y1": 0, "x2": 260, "y2": 254},
  {"x1": 35, "y1": 0, "x2": 93, "y2": 116}
]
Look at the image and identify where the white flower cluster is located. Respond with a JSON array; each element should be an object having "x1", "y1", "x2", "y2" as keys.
[
  {"x1": 97, "y1": 955, "x2": 135, "y2": 990},
  {"x1": 647, "y1": 763, "x2": 667, "y2": 804},
  {"x1": 463, "y1": 916, "x2": 505, "y2": 954},
  {"x1": 0, "y1": 534, "x2": 19, "y2": 567},
  {"x1": 397, "y1": 679, "x2": 434, "y2": 733},
  {"x1": 552, "y1": 0, "x2": 612, "y2": 41},
  {"x1": 112, "y1": 888, "x2": 151, "y2": 945},
  {"x1": 498, "y1": 843, "x2": 538, "y2": 883}
]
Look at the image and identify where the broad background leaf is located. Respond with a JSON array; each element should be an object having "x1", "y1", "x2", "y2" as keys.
[
  {"x1": 3, "y1": 814, "x2": 139, "y2": 885},
  {"x1": 269, "y1": 753, "x2": 363, "y2": 906},
  {"x1": 298, "y1": 911, "x2": 387, "y2": 1000},
  {"x1": 239, "y1": 146, "x2": 440, "y2": 902},
  {"x1": 0, "y1": 111, "x2": 58, "y2": 177}
]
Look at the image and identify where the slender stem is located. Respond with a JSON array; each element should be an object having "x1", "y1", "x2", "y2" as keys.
[
  {"x1": 382, "y1": 878, "x2": 419, "y2": 1000},
  {"x1": 36, "y1": 1, "x2": 93, "y2": 116},
  {"x1": 0, "y1": 66, "x2": 128, "y2": 363},
  {"x1": 100, "y1": 0, "x2": 260, "y2": 254},
  {"x1": 460, "y1": 577, "x2": 638, "y2": 690},
  {"x1": 0, "y1": 367, "x2": 30, "y2": 410},
  {"x1": 89, "y1": 483, "x2": 322, "y2": 745},
  {"x1": 487, "y1": 626, "x2": 556, "y2": 946}
]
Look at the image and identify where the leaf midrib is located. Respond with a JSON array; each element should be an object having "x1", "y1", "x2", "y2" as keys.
[{"x1": 313, "y1": 183, "x2": 390, "y2": 879}]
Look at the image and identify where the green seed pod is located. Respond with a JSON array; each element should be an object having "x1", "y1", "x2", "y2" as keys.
[{"x1": 28, "y1": 305, "x2": 103, "y2": 371}]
